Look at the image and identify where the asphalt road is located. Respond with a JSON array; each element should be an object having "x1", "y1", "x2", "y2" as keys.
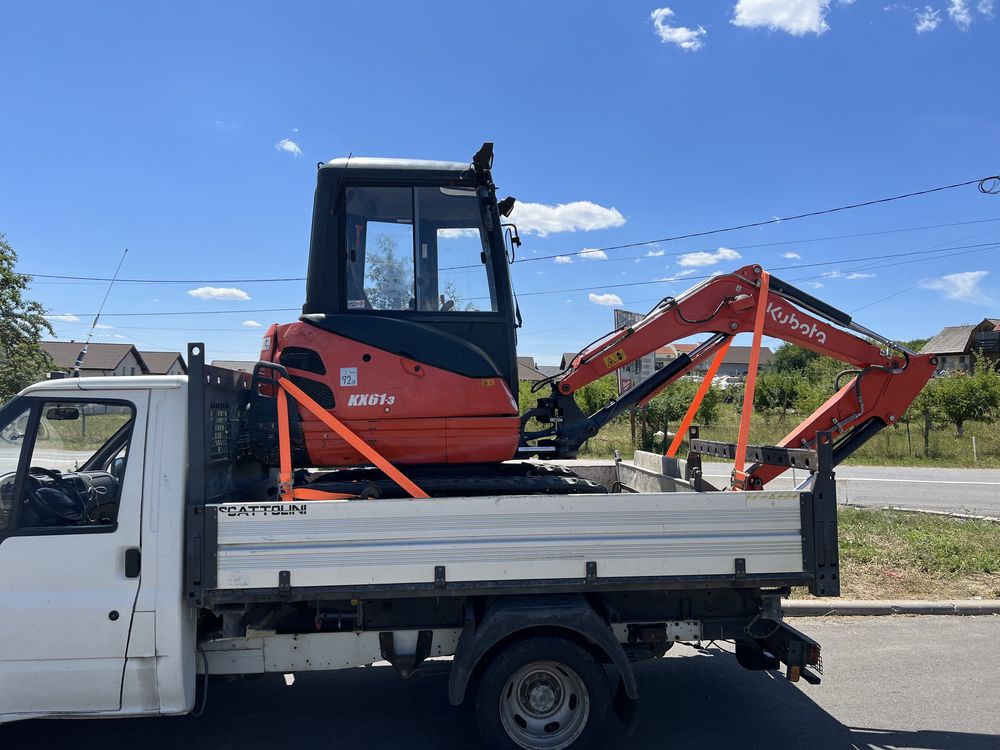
[
  {"x1": 701, "y1": 462, "x2": 1000, "y2": 518},
  {"x1": 5, "y1": 616, "x2": 998, "y2": 749}
]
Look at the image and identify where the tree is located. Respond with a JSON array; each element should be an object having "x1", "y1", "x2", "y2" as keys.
[
  {"x1": 902, "y1": 379, "x2": 943, "y2": 455},
  {"x1": 753, "y1": 372, "x2": 804, "y2": 424},
  {"x1": 364, "y1": 234, "x2": 413, "y2": 310},
  {"x1": 767, "y1": 343, "x2": 819, "y2": 373},
  {"x1": 934, "y1": 369, "x2": 995, "y2": 437},
  {"x1": 899, "y1": 337, "x2": 930, "y2": 352},
  {"x1": 643, "y1": 380, "x2": 723, "y2": 447},
  {"x1": 1, "y1": 232, "x2": 54, "y2": 400}
]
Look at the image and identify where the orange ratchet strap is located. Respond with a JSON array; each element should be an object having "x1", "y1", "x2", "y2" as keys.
[
  {"x1": 666, "y1": 339, "x2": 732, "y2": 458},
  {"x1": 276, "y1": 388, "x2": 354, "y2": 501},
  {"x1": 733, "y1": 270, "x2": 770, "y2": 489},
  {"x1": 277, "y1": 376, "x2": 429, "y2": 500}
]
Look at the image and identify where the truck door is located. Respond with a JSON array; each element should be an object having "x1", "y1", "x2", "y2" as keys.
[{"x1": 0, "y1": 392, "x2": 147, "y2": 717}]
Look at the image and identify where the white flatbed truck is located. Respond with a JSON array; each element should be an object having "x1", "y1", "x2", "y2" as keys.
[{"x1": 0, "y1": 346, "x2": 836, "y2": 749}]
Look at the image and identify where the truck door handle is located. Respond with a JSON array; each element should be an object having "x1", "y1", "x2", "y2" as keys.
[{"x1": 124, "y1": 548, "x2": 141, "y2": 578}]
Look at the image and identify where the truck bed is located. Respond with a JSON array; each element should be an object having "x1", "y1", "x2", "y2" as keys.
[
  {"x1": 207, "y1": 489, "x2": 806, "y2": 594},
  {"x1": 184, "y1": 347, "x2": 838, "y2": 606}
]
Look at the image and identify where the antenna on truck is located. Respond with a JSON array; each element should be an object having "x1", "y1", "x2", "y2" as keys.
[{"x1": 73, "y1": 248, "x2": 128, "y2": 377}]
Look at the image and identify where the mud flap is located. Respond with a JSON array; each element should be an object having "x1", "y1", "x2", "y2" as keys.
[{"x1": 613, "y1": 678, "x2": 640, "y2": 735}]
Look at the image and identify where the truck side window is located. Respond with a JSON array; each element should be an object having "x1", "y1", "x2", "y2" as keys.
[{"x1": 12, "y1": 402, "x2": 134, "y2": 531}]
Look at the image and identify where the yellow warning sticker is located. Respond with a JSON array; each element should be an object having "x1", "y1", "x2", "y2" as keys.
[
  {"x1": 481, "y1": 379, "x2": 495, "y2": 386},
  {"x1": 603, "y1": 349, "x2": 627, "y2": 369}
]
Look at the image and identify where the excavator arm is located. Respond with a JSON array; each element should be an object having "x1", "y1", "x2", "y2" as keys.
[{"x1": 522, "y1": 263, "x2": 937, "y2": 488}]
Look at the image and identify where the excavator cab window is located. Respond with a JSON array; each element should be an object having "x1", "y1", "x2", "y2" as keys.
[{"x1": 344, "y1": 185, "x2": 498, "y2": 314}]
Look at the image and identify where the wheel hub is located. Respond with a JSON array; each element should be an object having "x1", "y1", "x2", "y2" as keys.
[{"x1": 522, "y1": 672, "x2": 561, "y2": 715}]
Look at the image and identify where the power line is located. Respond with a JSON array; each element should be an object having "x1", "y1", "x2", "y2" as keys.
[
  {"x1": 50, "y1": 239, "x2": 1000, "y2": 318},
  {"x1": 22, "y1": 176, "x2": 1000, "y2": 282},
  {"x1": 515, "y1": 241, "x2": 1000, "y2": 299},
  {"x1": 513, "y1": 175, "x2": 1000, "y2": 265}
]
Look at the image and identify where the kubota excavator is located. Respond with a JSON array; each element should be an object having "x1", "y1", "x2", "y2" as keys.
[{"x1": 251, "y1": 143, "x2": 937, "y2": 497}]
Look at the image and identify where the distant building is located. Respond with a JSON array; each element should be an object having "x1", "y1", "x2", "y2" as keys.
[
  {"x1": 138, "y1": 351, "x2": 187, "y2": 375},
  {"x1": 654, "y1": 343, "x2": 699, "y2": 370},
  {"x1": 40, "y1": 341, "x2": 150, "y2": 377},
  {"x1": 690, "y1": 345, "x2": 774, "y2": 378},
  {"x1": 920, "y1": 318, "x2": 1000, "y2": 373},
  {"x1": 559, "y1": 344, "x2": 772, "y2": 380},
  {"x1": 516, "y1": 356, "x2": 547, "y2": 382}
]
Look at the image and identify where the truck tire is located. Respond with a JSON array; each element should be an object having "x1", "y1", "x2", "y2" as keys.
[{"x1": 474, "y1": 635, "x2": 612, "y2": 750}]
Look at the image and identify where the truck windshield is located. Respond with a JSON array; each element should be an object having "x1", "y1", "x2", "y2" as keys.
[{"x1": 344, "y1": 185, "x2": 498, "y2": 313}]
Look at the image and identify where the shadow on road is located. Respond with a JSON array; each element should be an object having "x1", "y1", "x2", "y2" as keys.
[{"x1": 3, "y1": 647, "x2": 995, "y2": 749}]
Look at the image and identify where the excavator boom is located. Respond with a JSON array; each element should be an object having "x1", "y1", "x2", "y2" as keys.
[{"x1": 525, "y1": 264, "x2": 937, "y2": 488}]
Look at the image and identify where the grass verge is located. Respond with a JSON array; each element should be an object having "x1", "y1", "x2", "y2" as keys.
[
  {"x1": 791, "y1": 507, "x2": 1000, "y2": 600},
  {"x1": 576, "y1": 404, "x2": 1000, "y2": 468}
]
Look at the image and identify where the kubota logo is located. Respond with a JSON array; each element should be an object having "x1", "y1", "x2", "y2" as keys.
[
  {"x1": 766, "y1": 302, "x2": 828, "y2": 344},
  {"x1": 347, "y1": 393, "x2": 397, "y2": 407}
]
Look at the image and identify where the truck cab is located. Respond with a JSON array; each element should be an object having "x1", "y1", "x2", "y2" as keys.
[{"x1": 0, "y1": 376, "x2": 195, "y2": 721}]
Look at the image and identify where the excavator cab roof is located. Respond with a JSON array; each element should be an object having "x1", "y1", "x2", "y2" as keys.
[{"x1": 318, "y1": 157, "x2": 475, "y2": 183}]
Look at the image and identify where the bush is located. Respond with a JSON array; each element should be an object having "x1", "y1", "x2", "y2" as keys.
[{"x1": 753, "y1": 372, "x2": 805, "y2": 424}]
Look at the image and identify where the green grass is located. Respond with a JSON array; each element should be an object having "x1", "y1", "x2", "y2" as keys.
[
  {"x1": 577, "y1": 403, "x2": 1000, "y2": 468},
  {"x1": 821, "y1": 507, "x2": 1000, "y2": 599},
  {"x1": 840, "y1": 507, "x2": 1000, "y2": 576}
]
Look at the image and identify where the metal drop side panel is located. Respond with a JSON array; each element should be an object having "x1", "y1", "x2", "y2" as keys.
[{"x1": 211, "y1": 490, "x2": 804, "y2": 590}]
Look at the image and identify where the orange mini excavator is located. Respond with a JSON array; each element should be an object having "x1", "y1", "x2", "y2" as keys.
[{"x1": 251, "y1": 143, "x2": 936, "y2": 497}]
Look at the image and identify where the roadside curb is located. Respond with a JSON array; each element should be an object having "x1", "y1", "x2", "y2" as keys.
[{"x1": 782, "y1": 599, "x2": 1000, "y2": 616}]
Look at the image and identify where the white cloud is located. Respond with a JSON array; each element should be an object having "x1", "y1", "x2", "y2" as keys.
[
  {"x1": 781, "y1": 251, "x2": 802, "y2": 259},
  {"x1": 242, "y1": 320, "x2": 263, "y2": 328},
  {"x1": 94, "y1": 323, "x2": 114, "y2": 329},
  {"x1": 553, "y1": 255, "x2": 574, "y2": 264},
  {"x1": 275, "y1": 138, "x2": 302, "y2": 157},
  {"x1": 646, "y1": 249, "x2": 666, "y2": 257},
  {"x1": 508, "y1": 200, "x2": 626, "y2": 237},
  {"x1": 915, "y1": 6, "x2": 941, "y2": 32},
  {"x1": 807, "y1": 281, "x2": 824, "y2": 289},
  {"x1": 821, "y1": 270, "x2": 873, "y2": 279},
  {"x1": 588, "y1": 292, "x2": 623, "y2": 306},
  {"x1": 579, "y1": 248, "x2": 608, "y2": 261},
  {"x1": 949, "y1": 0, "x2": 973, "y2": 28},
  {"x1": 980, "y1": 0, "x2": 995, "y2": 18},
  {"x1": 46, "y1": 313, "x2": 79, "y2": 323},
  {"x1": 439, "y1": 227, "x2": 480, "y2": 238},
  {"x1": 187, "y1": 286, "x2": 252, "y2": 301},
  {"x1": 291, "y1": 127, "x2": 299, "y2": 133},
  {"x1": 920, "y1": 270, "x2": 993, "y2": 305},
  {"x1": 731, "y1": 0, "x2": 833, "y2": 36},
  {"x1": 676, "y1": 247, "x2": 742, "y2": 267},
  {"x1": 650, "y1": 7, "x2": 707, "y2": 51}
]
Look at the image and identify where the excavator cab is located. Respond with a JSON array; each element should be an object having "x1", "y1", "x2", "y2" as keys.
[{"x1": 256, "y1": 144, "x2": 525, "y2": 468}]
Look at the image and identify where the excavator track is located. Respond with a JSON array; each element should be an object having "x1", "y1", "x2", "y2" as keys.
[{"x1": 302, "y1": 462, "x2": 608, "y2": 499}]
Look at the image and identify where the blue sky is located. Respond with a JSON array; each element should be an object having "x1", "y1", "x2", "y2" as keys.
[{"x1": 2, "y1": 1, "x2": 998, "y2": 366}]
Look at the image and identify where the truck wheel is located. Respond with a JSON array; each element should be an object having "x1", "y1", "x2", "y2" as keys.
[{"x1": 474, "y1": 636, "x2": 611, "y2": 750}]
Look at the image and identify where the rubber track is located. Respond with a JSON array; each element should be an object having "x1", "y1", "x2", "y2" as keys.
[{"x1": 304, "y1": 470, "x2": 608, "y2": 499}]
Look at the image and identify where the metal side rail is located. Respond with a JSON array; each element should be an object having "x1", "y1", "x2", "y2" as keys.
[{"x1": 687, "y1": 428, "x2": 840, "y2": 598}]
